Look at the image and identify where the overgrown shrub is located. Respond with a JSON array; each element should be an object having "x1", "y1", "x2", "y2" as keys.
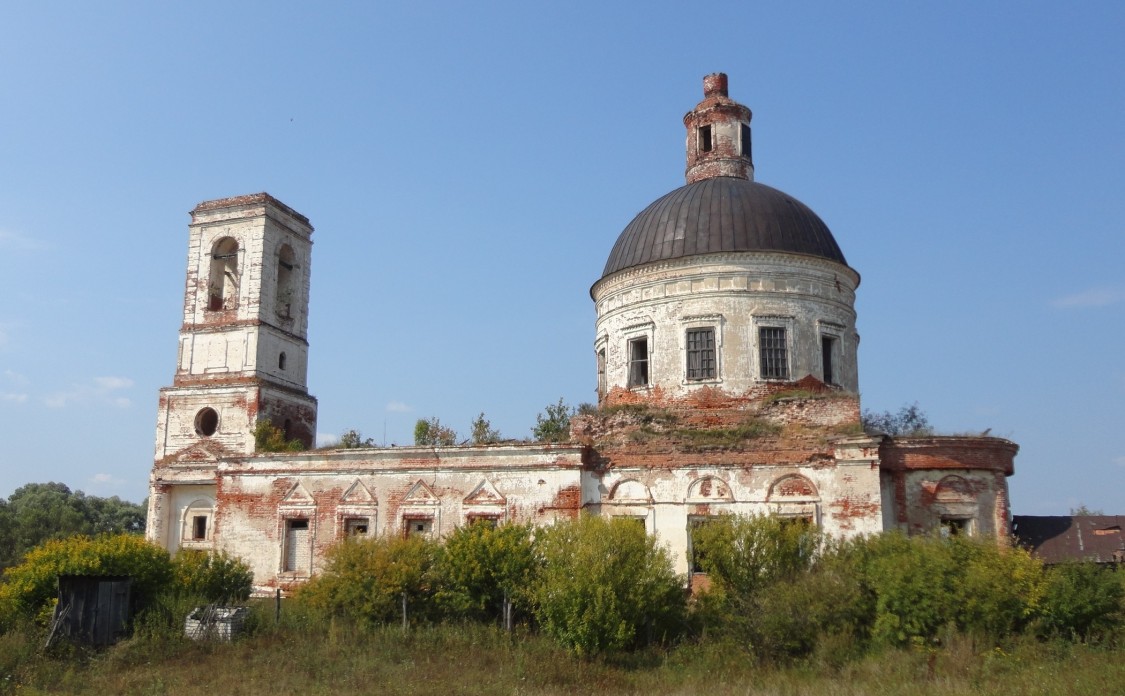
[
  {"x1": 170, "y1": 549, "x2": 253, "y2": 603},
  {"x1": 692, "y1": 514, "x2": 823, "y2": 597},
  {"x1": 253, "y1": 418, "x2": 304, "y2": 452},
  {"x1": 295, "y1": 535, "x2": 439, "y2": 626},
  {"x1": 1037, "y1": 562, "x2": 1124, "y2": 643},
  {"x1": 531, "y1": 515, "x2": 685, "y2": 657},
  {"x1": 0, "y1": 534, "x2": 172, "y2": 628},
  {"x1": 434, "y1": 522, "x2": 536, "y2": 624}
]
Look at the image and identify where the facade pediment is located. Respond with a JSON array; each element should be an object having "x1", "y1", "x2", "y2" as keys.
[
  {"x1": 341, "y1": 479, "x2": 376, "y2": 505},
  {"x1": 464, "y1": 479, "x2": 505, "y2": 506},
  {"x1": 403, "y1": 479, "x2": 439, "y2": 505}
]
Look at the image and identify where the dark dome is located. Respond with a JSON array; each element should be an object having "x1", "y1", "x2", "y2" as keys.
[{"x1": 602, "y1": 177, "x2": 848, "y2": 278}]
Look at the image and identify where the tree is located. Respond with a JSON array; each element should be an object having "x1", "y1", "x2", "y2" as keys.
[
  {"x1": 0, "y1": 534, "x2": 173, "y2": 627},
  {"x1": 861, "y1": 403, "x2": 932, "y2": 436},
  {"x1": 253, "y1": 418, "x2": 304, "y2": 452},
  {"x1": 296, "y1": 535, "x2": 439, "y2": 626},
  {"x1": 414, "y1": 417, "x2": 457, "y2": 446},
  {"x1": 0, "y1": 483, "x2": 146, "y2": 570},
  {"x1": 435, "y1": 522, "x2": 535, "y2": 626},
  {"x1": 1069, "y1": 505, "x2": 1106, "y2": 516},
  {"x1": 469, "y1": 412, "x2": 501, "y2": 445},
  {"x1": 171, "y1": 549, "x2": 254, "y2": 603},
  {"x1": 531, "y1": 515, "x2": 685, "y2": 656},
  {"x1": 1038, "y1": 562, "x2": 1124, "y2": 642},
  {"x1": 337, "y1": 428, "x2": 376, "y2": 448},
  {"x1": 531, "y1": 398, "x2": 573, "y2": 443}
]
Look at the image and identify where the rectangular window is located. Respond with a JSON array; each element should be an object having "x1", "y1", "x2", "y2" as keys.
[
  {"x1": 821, "y1": 335, "x2": 836, "y2": 385},
  {"x1": 940, "y1": 517, "x2": 973, "y2": 538},
  {"x1": 344, "y1": 518, "x2": 369, "y2": 536},
  {"x1": 740, "y1": 123, "x2": 752, "y2": 159},
  {"x1": 283, "y1": 519, "x2": 310, "y2": 573},
  {"x1": 404, "y1": 517, "x2": 433, "y2": 538},
  {"x1": 467, "y1": 514, "x2": 500, "y2": 528},
  {"x1": 597, "y1": 348, "x2": 607, "y2": 400},
  {"x1": 192, "y1": 515, "x2": 208, "y2": 540},
  {"x1": 699, "y1": 125, "x2": 713, "y2": 152},
  {"x1": 759, "y1": 327, "x2": 789, "y2": 380},
  {"x1": 686, "y1": 328, "x2": 716, "y2": 380},
  {"x1": 627, "y1": 338, "x2": 649, "y2": 388},
  {"x1": 688, "y1": 516, "x2": 717, "y2": 573}
]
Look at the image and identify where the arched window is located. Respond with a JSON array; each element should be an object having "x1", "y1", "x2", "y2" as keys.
[
  {"x1": 278, "y1": 352, "x2": 287, "y2": 370},
  {"x1": 208, "y1": 237, "x2": 240, "y2": 310},
  {"x1": 276, "y1": 244, "x2": 296, "y2": 318}
]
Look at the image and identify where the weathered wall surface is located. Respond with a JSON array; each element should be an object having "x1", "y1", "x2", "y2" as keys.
[
  {"x1": 879, "y1": 436, "x2": 1017, "y2": 537},
  {"x1": 153, "y1": 445, "x2": 586, "y2": 592},
  {"x1": 592, "y1": 252, "x2": 860, "y2": 402}
]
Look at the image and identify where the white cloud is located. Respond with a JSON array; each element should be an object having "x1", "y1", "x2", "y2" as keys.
[
  {"x1": 1050, "y1": 286, "x2": 1125, "y2": 309},
  {"x1": 386, "y1": 400, "x2": 412, "y2": 412},
  {"x1": 43, "y1": 375, "x2": 135, "y2": 409},
  {"x1": 0, "y1": 228, "x2": 48, "y2": 251},
  {"x1": 95, "y1": 376, "x2": 135, "y2": 390},
  {"x1": 1, "y1": 392, "x2": 28, "y2": 404},
  {"x1": 316, "y1": 432, "x2": 340, "y2": 447},
  {"x1": 3, "y1": 370, "x2": 30, "y2": 386}
]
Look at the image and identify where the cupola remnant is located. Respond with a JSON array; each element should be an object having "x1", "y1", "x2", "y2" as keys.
[{"x1": 684, "y1": 72, "x2": 754, "y2": 184}]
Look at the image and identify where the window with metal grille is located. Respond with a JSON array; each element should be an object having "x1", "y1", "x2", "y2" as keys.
[
  {"x1": 627, "y1": 338, "x2": 649, "y2": 388},
  {"x1": 685, "y1": 328, "x2": 716, "y2": 380},
  {"x1": 759, "y1": 327, "x2": 789, "y2": 380}
]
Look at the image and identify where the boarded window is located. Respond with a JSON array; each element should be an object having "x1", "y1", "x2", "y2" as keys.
[
  {"x1": 759, "y1": 327, "x2": 789, "y2": 380},
  {"x1": 283, "y1": 519, "x2": 310, "y2": 573},
  {"x1": 686, "y1": 328, "x2": 716, "y2": 380},
  {"x1": 404, "y1": 517, "x2": 433, "y2": 538},
  {"x1": 627, "y1": 338, "x2": 649, "y2": 388}
]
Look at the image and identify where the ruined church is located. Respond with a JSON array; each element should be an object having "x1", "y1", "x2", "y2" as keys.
[{"x1": 145, "y1": 74, "x2": 1017, "y2": 593}]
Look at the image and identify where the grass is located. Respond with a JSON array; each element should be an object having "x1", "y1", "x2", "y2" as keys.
[
  {"x1": 4, "y1": 607, "x2": 1120, "y2": 696},
  {"x1": 672, "y1": 417, "x2": 782, "y2": 450}
]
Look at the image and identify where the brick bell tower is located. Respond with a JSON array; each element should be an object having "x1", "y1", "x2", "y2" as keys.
[{"x1": 153, "y1": 193, "x2": 318, "y2": 462}]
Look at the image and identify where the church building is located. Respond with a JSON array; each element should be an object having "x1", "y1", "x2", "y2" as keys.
[{"x1": 145, "y1": 74, "x2": 1016, "y2": 593}]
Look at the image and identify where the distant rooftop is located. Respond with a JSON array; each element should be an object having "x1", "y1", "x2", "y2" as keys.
[{"x1": 1013, "y1": 515, "x2": 1125, "y2": 564}]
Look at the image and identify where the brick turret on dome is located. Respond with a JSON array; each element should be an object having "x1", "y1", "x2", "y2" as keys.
[{"x1": 684, "y1": 72, "x2": 754, "y2": 184}]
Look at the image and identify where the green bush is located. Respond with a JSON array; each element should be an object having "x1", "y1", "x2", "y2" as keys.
[
  {"x1": 434, "y1": 522, "x2": 536, "y2": 624},
  {"x1": 951, "y1": 536, "x2": 1043, "y2": 640},
  {"x1": 530, "y1": 515, "x2": 685, "y2": 657},
  {"x1": 295, "y1": 535, "x2": 439, "y2": 626},
  {"x1": 1037, "y1": 562, "x2": 1124, "y2": 643},
  {"x1": 170, "y1": 549, "x2": 253, "y2": 603},
  {"x1": 691, "y1": 514, "x2": 823, "y2": 598},
  {"x1": 0, "y1": 534, "x2": 172, "y2": 628}
]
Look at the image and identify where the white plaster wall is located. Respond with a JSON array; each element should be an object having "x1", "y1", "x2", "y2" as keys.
[
  {"x1": 592, "y1": 252, "x2": 860, "y2": 399},
  {"x1": 591, "y1": 451, "x2": 883, "y2": 575},
  {"x1": 207, "y1": 446, "x2": 586, "y2": 590},
  {"x1": 155, "y1": 386, "x2": 258, "y2": 459}
]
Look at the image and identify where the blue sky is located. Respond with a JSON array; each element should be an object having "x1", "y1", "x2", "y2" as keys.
[{"x1": 1, "y1": 2, "x2": 1122, "y2": 515}]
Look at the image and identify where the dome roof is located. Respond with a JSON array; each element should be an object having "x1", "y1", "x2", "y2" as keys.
[{"x1": 601, "y1": 176, "x2": 848, "y2": 278}]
